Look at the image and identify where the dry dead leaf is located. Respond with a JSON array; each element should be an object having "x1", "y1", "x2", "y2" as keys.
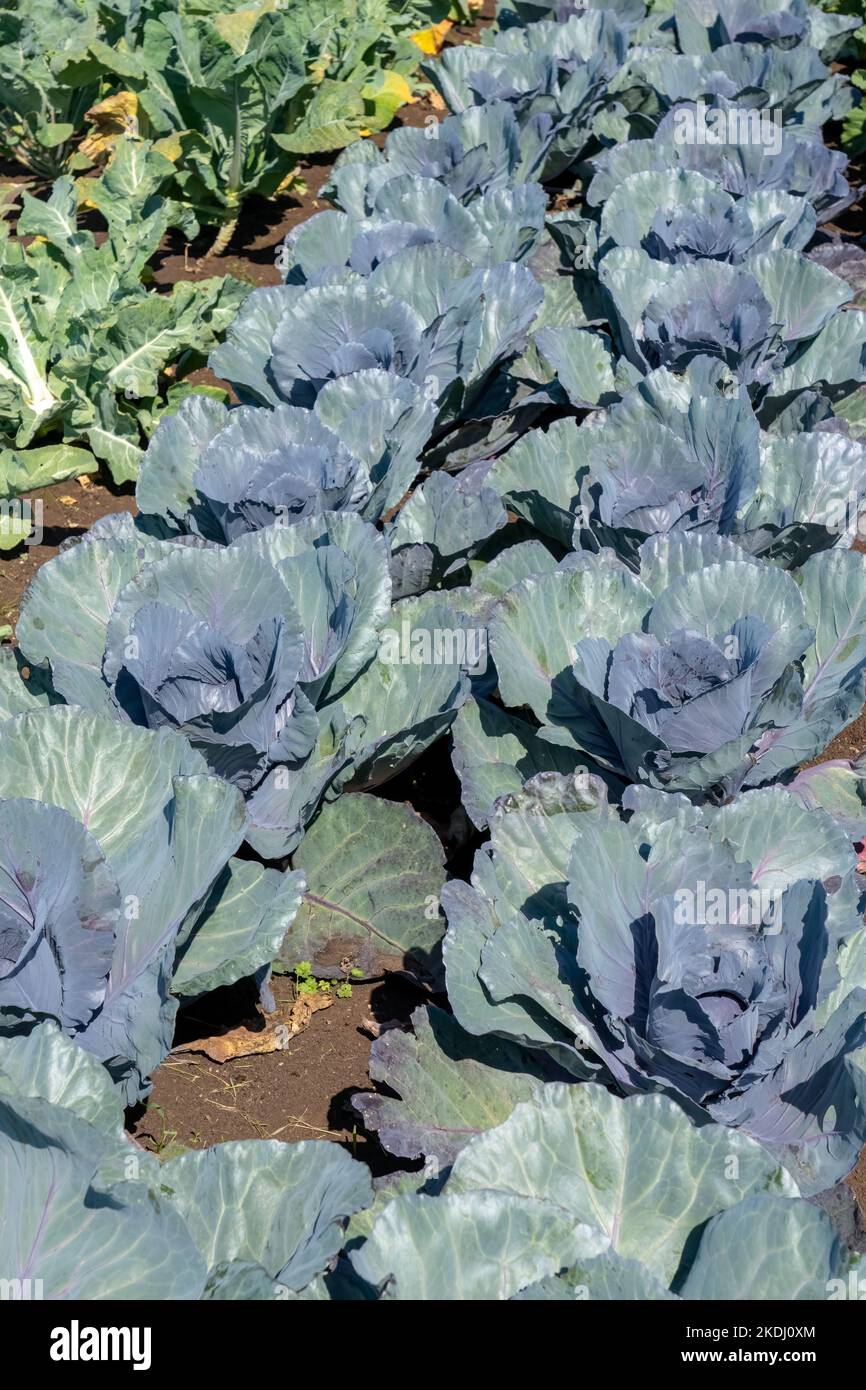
[
  {"x1": 172, "y1": 992, "x2": 334, "y2": 1063},
  {"x1": 285, "y1": 992, "x2": 335, "y2": 1033},
  {"x1": 58, "y1": 496, "x2": 78, "y2": 507},
  {"x1": 173, "y1": 1031, "x2": 281, "y2": 1063},
  {"x1": 77, "y1": 475, "x2": 93, "y2": 490},
  {"x1": 80, "y1": 92, "x2": 140, "y2": 162},
  {"x1": 359, "y1": 1016, "x2": 405, "y2": 1039}
]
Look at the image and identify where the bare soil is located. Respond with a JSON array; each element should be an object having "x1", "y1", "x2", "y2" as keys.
[
  {"x1": 848, "y1": 1148, "x2": 866, "y2": 1216},
  {"x1": 0, "y1": 475, "x2": 136, "y2": 630},
  {"x1": 129, "y1": 971, "x2": 426, "y2": 1172}
]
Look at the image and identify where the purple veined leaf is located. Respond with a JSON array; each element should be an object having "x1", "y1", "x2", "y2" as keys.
[
  {"x1": 0, "y1": 799, "x2": 119, "y2": 1032},
  {"x1": 0, "y1": 708, "x2": 247, "y2": 1103}
]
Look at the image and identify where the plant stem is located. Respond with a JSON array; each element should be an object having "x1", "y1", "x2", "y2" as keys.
[
  {"x1": 205, "y1": 215, "x2": 238, "y2": 257},
  {"x1": 229, "y1": 85, "x2": 243, "y2": 197},
  {"x1": 205, "y1": 85, "x2": 244, "y2": 257}
]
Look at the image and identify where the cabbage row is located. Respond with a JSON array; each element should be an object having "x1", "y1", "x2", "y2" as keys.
[{"x1": 3, "y1": 0, "x2": 866, "y2": 1301}]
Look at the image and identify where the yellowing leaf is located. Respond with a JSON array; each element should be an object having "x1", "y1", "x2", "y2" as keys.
[
  {"x1": 152, "y1": 132, "x2": 182, "y2": 163},
  {"x1": 74, "y1": 176, "x2": 99, "y2": 210},
  {"x1": 309, "y1": 52, "x2": 333, "y2": 83},
  {"x1": 80, "y1": 91, "x2": 139, "y2": 161},
  {"x1": 90, "y1": 92, "x2": 138, "y2": 123},
  {"x1": 211, "y1": 5, "x2": 266, "y2": 55},
  {"x1": 361, "y1": 70, "x2": 415, "y2": 131},
  {"x1": 275, "y1": 166, "x2": 308, "y2": 196},
  {"x1": 409, "y1": 19, "x2": 453, "y2": 55}
]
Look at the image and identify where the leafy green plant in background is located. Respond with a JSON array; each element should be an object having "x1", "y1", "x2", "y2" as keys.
[
  {"x1": 0, "y1": 139, "x2": 246, "y2": 510},
  {"x1": 846, "y1": 79, "x2": 866, "y2": 156},
  {"x1": 89, "y1": 0, "x2": 478, "y2": 253},
  {"x1": 0, "y1": 0, "x2": 141, "y2": 179},
  {"x1": 105, "y1": 4, "x2": 322, "y2": 255},
  {"x1": 0, "y1": 0, "x2": 483, "y2": 251}
]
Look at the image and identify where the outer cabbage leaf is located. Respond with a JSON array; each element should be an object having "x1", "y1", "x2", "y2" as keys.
[
  {"x1": 159, "y1": 1139, "x2": 372, "y2": 1293},
  {"x1": 0, "y1": 707, "x2": 246, "y2": 1103}
]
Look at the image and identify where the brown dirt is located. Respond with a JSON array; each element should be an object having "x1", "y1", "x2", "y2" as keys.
[
  {"x1": 150, "y1": 152, "x2": 335, "y2": 294},
  {"x1": 814, "y1": 712, "x2": 866, "y2": 764},
  {"x1": 847, "y1": 1148, "x2": 866, "y2": 1214},
  {"x1": 129, "y1": 971, "x2": 424, "y2": 1170},
  {"x1": 0, "y1": 476, "x2": 136, "y2": 631}
]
